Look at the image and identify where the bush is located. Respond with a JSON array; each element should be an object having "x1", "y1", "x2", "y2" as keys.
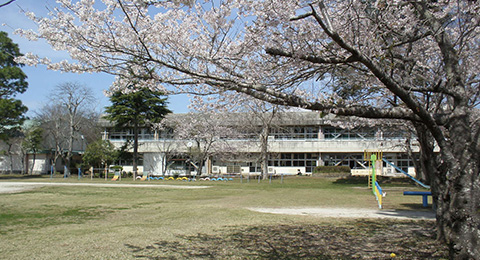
[
  {"x1": 110, "y1": 165, "x2": 123, "y2": 171},
  {"x1": 313, "y1": 166, "x2": 351, "y2": 177},
  {"x1": 314, "y1": 166, "x2": 351, "y2": 173}
]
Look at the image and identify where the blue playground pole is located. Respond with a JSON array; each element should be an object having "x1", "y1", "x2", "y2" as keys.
[
  {"x1": 382, "y1": 158, "x2": 430, "y2": 189},
  {"x1": 78, "y1": 168, "x2": 81, "y2": 180}
]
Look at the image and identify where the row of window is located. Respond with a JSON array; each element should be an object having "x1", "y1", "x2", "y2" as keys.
[
  {"x1": 248, "y1": 153, "x2": 320, "y2": 173},
  {"x1": 324, "y1": 154, "x2": 414, "y2": 172},
  {"x1": 107, "y1": 126, "x2": 407, "y2": 141},
  {"x1": 114, "y1": 152, "x2": 415, "y2": 174}
]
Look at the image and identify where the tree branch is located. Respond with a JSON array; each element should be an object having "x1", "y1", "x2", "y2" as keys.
[
  {"x1": 266, "y1": 47, "x2": 358, "y2": 64},
  {"x1": 306, "y1": 1, "x2": 448, "y2": 147},
  {"x1": 0, "y1": 0, "x2": 15, "y2": 8}
]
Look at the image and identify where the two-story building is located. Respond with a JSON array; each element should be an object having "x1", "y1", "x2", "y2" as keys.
[{"x1": 101, "y1": 111, "x2": 420, "y2": 177}]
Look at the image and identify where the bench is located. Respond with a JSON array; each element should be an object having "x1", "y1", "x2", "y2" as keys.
[{"x1": 403, "y1": 191, "x2": 432, "y2": 207}]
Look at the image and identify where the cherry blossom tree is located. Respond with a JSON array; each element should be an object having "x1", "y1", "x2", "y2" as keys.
[
  {"x1": 151, "y1": 119, "x2": 178, "y2": 176},
  {"x1": 14, "y1": 1, "x2": 480, "y2": 258},
  {"x1": 169, "y1": 112, "x2": 243, "y2": 176}
]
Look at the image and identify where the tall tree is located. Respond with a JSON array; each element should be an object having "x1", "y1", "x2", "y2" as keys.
[
  {"x1": 151, "y1": 119, "x2": 178, "y2": 176},
  {"x1": 17, "y1": 1, "x2": 480, "y2": 258},
  {"x1": 105, "y1": 87, "x2": 171, "y2": 180},
  {"x1": 36, "y1": 101, "x2": 98, "y2": 174},
  {"x1": 0, "y1": 31, "x2": 28, "y2": 143},
  {"x1": 36, "y1": 104, "x2": 69, "y2": 171},
  {"x1": 0, "y1": 31, "x2": 28, "y2": 173},
  {"x1": 169, "y1": 112, "x2": 242, "y2": 177},
  {"x1": 241, "y1": 101, "x2": 283, "y2": 180},
  {"x1": 49, "y1": 82, "x2": 95, "y2": 175}
]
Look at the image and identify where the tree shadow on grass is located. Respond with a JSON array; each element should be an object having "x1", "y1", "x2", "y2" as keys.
[{"x1": 125, "y1": 220, "x2": 447, "y2": 259}]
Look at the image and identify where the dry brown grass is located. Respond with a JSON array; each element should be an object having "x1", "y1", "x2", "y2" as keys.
[{"x1": 0, "y1": 176, "x2": 445, "y2": 259}]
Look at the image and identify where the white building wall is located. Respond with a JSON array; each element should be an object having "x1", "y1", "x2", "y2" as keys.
[
  {"x1": 26, "y1": 154, "x2": 50, "y2": 174},
  {"x1": 112, "y1": 138, "x2": 417, "y2": 154},
  {"x1": 143, "y1": 153, "x2": 165, "y2": 175}
]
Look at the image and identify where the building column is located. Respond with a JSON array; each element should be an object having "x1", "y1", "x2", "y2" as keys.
[
  {"x1": 318, "y1": 126, "x2": 324, "y2": 140},
  {"x1": 317, "y1": 153, "x2": 324, "y2": 167}
]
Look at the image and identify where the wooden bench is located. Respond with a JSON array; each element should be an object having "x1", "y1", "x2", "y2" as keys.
[{"x1": 403, "y1": 191, "x2": 432, "y2": 207}]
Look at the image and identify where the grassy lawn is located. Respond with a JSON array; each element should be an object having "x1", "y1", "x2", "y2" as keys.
[{"x1": 0, "y1": 176, "x2": 447, "y2": 259}]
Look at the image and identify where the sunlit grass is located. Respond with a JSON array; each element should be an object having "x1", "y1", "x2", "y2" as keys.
[{"x1": 0, "y1": 176, "x2": 441, "y2": 259}]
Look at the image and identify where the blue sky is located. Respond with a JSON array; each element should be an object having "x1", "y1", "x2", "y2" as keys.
[{"x1": 0, "y1": 0, "x2": 190, "y2": 116}]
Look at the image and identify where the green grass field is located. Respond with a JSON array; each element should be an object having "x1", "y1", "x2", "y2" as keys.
[{"x1": 0, "y1": 176, "x2": 447, "y2": 259}]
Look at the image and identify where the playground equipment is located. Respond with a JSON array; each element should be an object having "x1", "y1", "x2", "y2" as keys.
[
  {"x1": 403, "y1": 191, "x2": 433, "y2": 207},
  {"x1": 364, "y1": 151, "x2": 384, "y2": 209},
  {"x1": 111, "y1": 171, "x2": 120, "y2": 181},
  {"x1": 144, "y1": 176, "x2": 234, "y2": 181},
  {"x1": 365, "y1": 150, "x2": 432, "y2": 209},
  {"x1": 110, "y1": 166, "x2": 122, "y2": 181},
  {"x1": 382, "y1": 158, "x2": 430, "y2": 189}
]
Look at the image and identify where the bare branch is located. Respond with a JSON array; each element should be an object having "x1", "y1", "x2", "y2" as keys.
[{"x1": 0, "y1": 0, "x2": 15, "y2": 8}]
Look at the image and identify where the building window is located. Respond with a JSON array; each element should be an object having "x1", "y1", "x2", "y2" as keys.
[
  {"x1": 269, "y1": 153, "x2": 318, "y2": 173},
  {"x1": 323, "y1": 154, "x2": 366, "y2": 169},
  {"x1": 108, "y1": 128, "x2": 155, "y2": 140},
  {"x1": 323, "y1": 127, "x2": 376, "y2": 140},
  {"x1": 115, "y1": 154, "x2": 143, "y2": 166},
  {"x1": 271, "y1": 126, "x2": 319, "y2": 140}
]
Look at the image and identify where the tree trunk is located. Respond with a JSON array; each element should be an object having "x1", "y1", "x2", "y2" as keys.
[
  {"x1": 30, "y1": 151, "x2": 37, "y2": 175},
  {"x1": 260, "y1": 126, "x2": 270, "y2": 180},
  {"x1": 418, "y1": 116, "x2": 480, "y2": 259},
  {"x1": 66, "y1": 114, "x2": 75, "y2": 177},
  {"x1": 440, "y1": 132, "x2": 479, "y2": 258},
  {"x1": 197, "y1": 159, "x2": 204, "y2": 177},
  {"x1": 435, "y1": 156, "x2": 480, "y2": 259},
  {"x1": 7, "y1": 143, "x2": 14, "y2": 174},
  {"x1": 133, "y1": 121, "x2": 138, "y2": 181}
]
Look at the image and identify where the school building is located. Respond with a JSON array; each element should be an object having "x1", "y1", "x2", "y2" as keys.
[{"x1": 100, "y1": 112, "x2": 419, "y2": 177}]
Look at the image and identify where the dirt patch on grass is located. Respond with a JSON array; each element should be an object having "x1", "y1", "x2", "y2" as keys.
[
  {"x1": 248, "y1": 207, "x2": 435, "y2": 220},
  {"x1": 125, "y1": 220, "x2": 447, "y2": 259},
  {"x1": 0, "y1": 183, "x2": 42, "y2": 193}
]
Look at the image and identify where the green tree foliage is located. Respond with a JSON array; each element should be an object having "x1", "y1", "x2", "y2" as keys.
[
  {"x1": 82, "y1": 139, "x2": 117, "y2": 169},
  {"x1": 21, "y1": 124, "x2": 44, "y2": 174},
  {"x1": 0, "y1": 31, "x2": 28, "y2": 139},
  {"x1": 104, "y1": 87, "x2": 171, "y2": 177},
  {"x1": 0, "y1": 31, "x2": 27, "y2": 98},
  {"x1": 0, "y1": 99, "x2": 27, "y2": 140}
]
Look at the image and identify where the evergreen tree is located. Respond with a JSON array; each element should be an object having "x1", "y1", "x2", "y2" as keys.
[
  {"x1": 82, "y1": 139, "x2": 118, "y2": 170},
  {"x1": 105, "y1": 87, "x2": 171, "y2": 179},
  {"x1": 21, "y1": 124, "x2": 44, "y2": 174},
  {"x1": 0, "y1": 31, "x2": 28, "y2": 140}
]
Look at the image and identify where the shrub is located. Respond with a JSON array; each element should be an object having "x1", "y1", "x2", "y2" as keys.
[{"x1": 314, "y1": 166, "x2": 351, "y2": 173}]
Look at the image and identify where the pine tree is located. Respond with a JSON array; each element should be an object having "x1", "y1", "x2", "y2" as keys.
[
  {"x1": 105, "y1": 87, "x2": 171, "y2": 179},
  {"x1": 0, "y1": 31, "x2": 28, "y2": 145}
]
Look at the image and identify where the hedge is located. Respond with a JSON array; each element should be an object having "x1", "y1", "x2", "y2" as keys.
[{"x1": 314, "y1": 166, "x2": 351, "y2": 173}]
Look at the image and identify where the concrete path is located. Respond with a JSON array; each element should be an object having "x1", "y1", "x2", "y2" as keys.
[{"x1": 0, "y1": 181, "x2": 210, "y2": 194}]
